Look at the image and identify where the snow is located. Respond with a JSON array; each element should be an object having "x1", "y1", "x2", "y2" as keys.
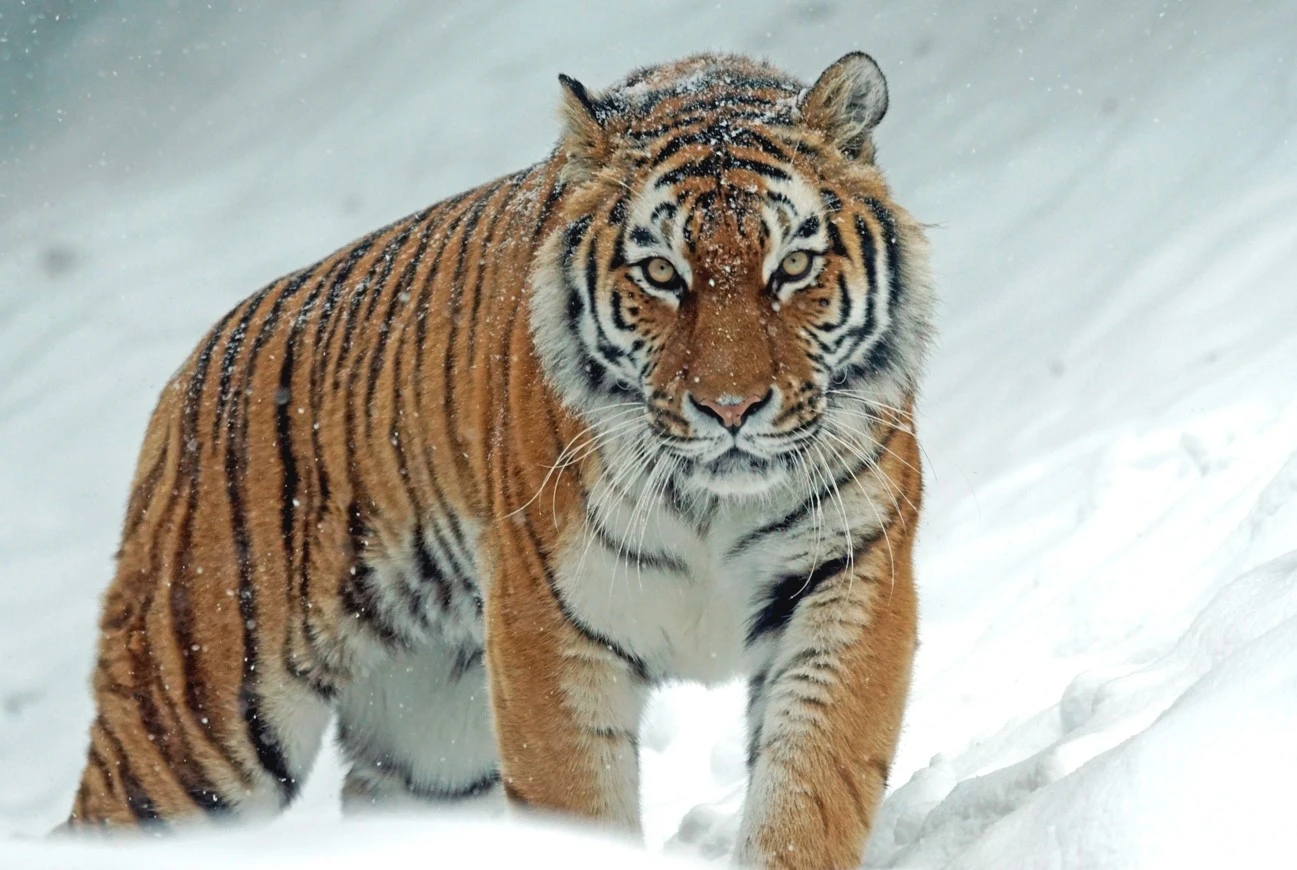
[{"x1": 2, "y1": 0, "x2": 1295, "y2": 866}]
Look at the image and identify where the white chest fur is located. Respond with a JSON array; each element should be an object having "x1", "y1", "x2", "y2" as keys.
[{"x1": 552, "y1": 478, "x2": 810, "y2": 684}]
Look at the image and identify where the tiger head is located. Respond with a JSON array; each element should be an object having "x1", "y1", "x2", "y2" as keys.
[{"x1": 531, "y1": 53, "x2": 934, "y2": 498}]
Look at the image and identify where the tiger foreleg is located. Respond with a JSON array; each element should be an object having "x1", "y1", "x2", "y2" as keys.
[
  {"x1": 485, "y1": 552, "x2": 647, "y2": 835},
  {"x1": 737, "y1": 541, "x2": 917, "y2": 868}
]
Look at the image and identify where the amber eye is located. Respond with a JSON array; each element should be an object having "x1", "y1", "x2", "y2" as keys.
[
  {"x1": 640, "y1": 257, "x2": 683, "y2": 292},
  {"x1": 777, "y1": 250, "x2": 814, "y2": 281}
]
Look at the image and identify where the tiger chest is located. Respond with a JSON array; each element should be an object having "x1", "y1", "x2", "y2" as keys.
[{"x1": 551, "y1": 492, "x2": 796, "y2": 685}]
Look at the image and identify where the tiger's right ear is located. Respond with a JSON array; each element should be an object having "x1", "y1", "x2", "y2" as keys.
[{"x1": 558, "y1": 73, "x2": 613, "y2": 183}]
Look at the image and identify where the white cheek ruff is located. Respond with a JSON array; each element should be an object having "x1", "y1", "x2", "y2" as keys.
[{"x1": 529, "y1": 218, "x2": 645, "y2": 415}]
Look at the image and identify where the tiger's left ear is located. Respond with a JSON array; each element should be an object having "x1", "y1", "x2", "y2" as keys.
[
  {"x1": 557, "y1": 73, "x2": 614, "y2": 183},
  {"x1": 798, "y1": 52, "x2": 889, "y2": 162}
]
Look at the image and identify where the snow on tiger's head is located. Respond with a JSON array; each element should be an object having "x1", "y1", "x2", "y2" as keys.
[{"x1": 530, "y1": 53, "x2": 934, "y2": 498}]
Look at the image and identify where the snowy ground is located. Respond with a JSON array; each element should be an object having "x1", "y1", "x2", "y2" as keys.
[{"x1": 2, "y1": 1, "x2": 1295, "y2": 867}]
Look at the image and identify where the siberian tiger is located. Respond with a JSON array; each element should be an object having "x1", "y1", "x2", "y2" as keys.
[{"x1": 67, "y1": 52, "x2": 934, "y2": 867}]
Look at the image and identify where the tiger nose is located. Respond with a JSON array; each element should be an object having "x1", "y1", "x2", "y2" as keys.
[{"x1": 692, "y1": 390, "x2": 771, "y2": 432}]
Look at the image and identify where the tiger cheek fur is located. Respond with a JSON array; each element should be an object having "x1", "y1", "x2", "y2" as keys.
[{"x1": 68, "y1": 51, "x2": 933, "y2": 870}]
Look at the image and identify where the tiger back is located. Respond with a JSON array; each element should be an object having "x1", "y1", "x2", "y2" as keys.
[{"x1": 68, "y1": 52, "x2": 933, "y2": 869}]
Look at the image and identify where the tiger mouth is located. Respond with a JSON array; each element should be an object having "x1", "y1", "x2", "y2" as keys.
[{"x1": 700, "y1": 446, "x2": 775, "y2": 476}]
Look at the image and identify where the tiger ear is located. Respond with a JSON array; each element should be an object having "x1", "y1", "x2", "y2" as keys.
[
  {"x1": 557, "y1": 73, "x2": 613, "y2": 183},
  {"x1": 798, "y1": 52, "x2": 889, "y2": 162}
]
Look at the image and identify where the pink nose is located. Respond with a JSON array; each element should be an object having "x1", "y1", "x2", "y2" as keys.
[{"x1": 696, "y1": 393, "x2": 767, "y2": 430}]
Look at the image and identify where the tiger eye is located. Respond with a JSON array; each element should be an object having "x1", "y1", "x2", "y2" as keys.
[
  {"x1": 779, "y1": 251, "x2": 812, "y2": 280},
  {"x1": 643, "y1": 257, "x2": 679, "y2": 288}
]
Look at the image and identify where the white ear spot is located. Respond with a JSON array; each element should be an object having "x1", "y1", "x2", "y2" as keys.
[{"x1": 798, "y1": 52, "x2": 889, "y2": 160}]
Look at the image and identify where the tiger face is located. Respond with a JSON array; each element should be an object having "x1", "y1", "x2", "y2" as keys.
[{"x1": 531, "y1": 53, "x2": 933, "y2": 497}]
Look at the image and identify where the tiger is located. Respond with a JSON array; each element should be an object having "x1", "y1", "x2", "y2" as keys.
[{"x1": 65, "y1": 51, "x2": 934, "y2": 867}]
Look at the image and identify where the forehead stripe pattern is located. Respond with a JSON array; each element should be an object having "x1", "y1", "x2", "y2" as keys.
[
  {"x1": 653, "y1": 153, "x2": 791, "y2": 187},
  {"x1": 543, "y1": 56, "x2": 920, "y2": 411}
]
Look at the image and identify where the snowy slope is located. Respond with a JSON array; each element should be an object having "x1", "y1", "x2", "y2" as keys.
[{"x1": 2, "y1": 1, "x2": 1295, "y2": 866}]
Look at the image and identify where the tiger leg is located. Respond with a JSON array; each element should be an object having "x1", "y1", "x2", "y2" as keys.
[
  {"x1": 335, "y1": 635, "x2": 500, "y2": 811},
  {"x1": 736, "y1": 536, "x2": 917, "y2": 868},
  {"x1": 485, "y1": 549, "x2": 648, "y2": 834},
  {"x1": 68, "y1": 599, "x2": 332, "y2": 827}
]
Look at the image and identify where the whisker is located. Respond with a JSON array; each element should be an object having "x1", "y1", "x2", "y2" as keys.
[
  {"x1": 811, "y1": 443, "x2": 856, "y2": 590},
  {"x1": 506, "y1": 406, "x2": 642, "y2": 520},
  {"x1": 547, "y1": 415, "x2": 647, "y2": 525},
  {"x1": 822, "y1": 423, "x2": 918, "y2": 520}
]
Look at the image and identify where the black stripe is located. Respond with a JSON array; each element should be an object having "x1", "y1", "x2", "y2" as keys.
[
  {"x1": 308, "y1": 239, "x2": 382, "y2": 422},
  {"x1": 222, "y1": 326, "x2": 300, "y2": 804},
  {"x1": 276, "y1": 257, "x2": 356, "y2": 692},
  {"x1": 145, "y1": 674, "x2": 234, "y2": 814},
  {"x1": 410, "y1": 191, "x2": 483, "y2": 422},
  {"x1": 441, "y1": 191, "x2": 494, "y2": 455},
  {"x1": 209, "y1": 284, "x2": 281, "y2": 445},
  {"x1": 87, "y1": 746, "x2": 114, "y2": 791},
  {"x1": 387, "y1": 325, "x2": 474, "y2": 596},
  {"x1": 584, "y1": 236, "x2": 629, "y2": 365},
  {"x1": 825, "y1": 217, "x2": 847, "y2": 256},
  {"x1": 413, "y1": 525, "x2": 453, "y2": 611},
  {"x1": 608, "y1": 195, "x2": 628, "y2": 225},
  {"x1": 466, "y1": 170, "x2": 531, "y2": 359},
  {"x1": 765, "y1": 189, "x2": 794, "y2": 211},
  {"x1": 821, "y1": 215, "x2": 884, "y2": 369},
  {"x1": 728, "y1": 455, "x2": 870, "y2": 558},
  {"x1": 561, "y1": 216, "x2": 632, "y2": 396},
  {"x1": 583, "y1": 725, "x2": 639, "y2": 750},
  {"x1": 451, "y1": 645, "x2": 484, "y2": 680},
  {"x1": 608, "y1": 225, "x2": 628, "y2": 272},
  {"x1": 649, "y1": 201, "x2": 678, "y2": 224},
  {"x1": 169, "y1": 310, "x2": 263, "y2": 787},
  {"x1": 745, "y1": 525, "x2": 886, "y2": 645},
  {"x1": 338, "y1": 721, "x2": 501, "y2": 802},
  {"x1": 360, "y1": 222, "x2": 431, "y2": 436},
  {"x1": 382, "y1": 217, "x2": 480, "y2": 593},
  {"x1": 122, "y1": 436, "x2": 170, "y2": 541},
  {"x1": 331, "y1": 240, "x2": 392, "y2": 390},
  {"x1": 339, "y1": 501, "x2": 408, "y2": 648},
  {"x1": 227, "y1": 475, "x2": 297, "y2": 803},
  {"x1": 794, "y1": 214, "x2": 821, "y2": 240},
  {"x1": 280, "y1": 246, "x2": 377, "y2": 680},
  {"x1": 821, "y1": 272, "x2": 863, "y2": 348},
  {"x1": 585, "y1": 506, "x2": 691, "y2": 576},
  {"x1": 97, "y1": 716, "x2": 164, "y2": 825},
  {"x1": 532, "y1": 173, "x2": 566, "y2": 243},
  {"x1": 411, "y1": 769, "x2": 501, "y2": 801},
  {"x1": 520, "y1": 521, "x2": 650, "y2": 682},
  {"x1": 654, "y1": 152, "x2": 790, "y2": 187},
  {"x1": 649, "y1": 122, "x2": 790, "y2": 167},
  {"x1": 274, "y1": 332, "x2": 339, "y2": 699},
  {"x1": 376, "y1": 201, "x2": 482, "y2": 593},
  {"x1": 863, "y1": 198, "x2": 903, "y2": 305},
  {"x1": 854, "y1": 215, "x2": 881, "y2": 302}
]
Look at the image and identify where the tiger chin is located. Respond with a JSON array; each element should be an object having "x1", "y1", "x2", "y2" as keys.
[{"x1": 67, "y1": 51, "x2": 934, "y2": 869}]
